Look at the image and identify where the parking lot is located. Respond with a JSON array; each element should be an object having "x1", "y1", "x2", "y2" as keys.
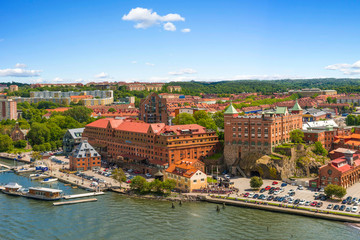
[{"x1": 226, "y1": 177, "x2": 360, "y2": 214}]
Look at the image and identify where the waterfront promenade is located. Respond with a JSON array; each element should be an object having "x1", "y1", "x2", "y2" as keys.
[{"x1": 205, "y1": 195, "x2": 360, "y2": 223}]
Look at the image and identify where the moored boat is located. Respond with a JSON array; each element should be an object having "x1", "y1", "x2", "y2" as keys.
[
  {"x1": 1, "y1": 182, "x2": 63, "y2": 201},
  {"x1": 41, "y1": 178, "x2": 58, "y2": 183},
  {"x1": 1, "y1": 182, "x2": 23, "y2": 196},
  {"x1": 29, "y1": 173, "x2": 48, "y2": 179}
]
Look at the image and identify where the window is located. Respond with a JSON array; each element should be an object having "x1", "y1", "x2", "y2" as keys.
[
  {"x1": 201, "y1": 178, "x2": 205, "y2": 182},
  {"x1": 193, "y1": 179, "x2": 197, "y2": 183}
]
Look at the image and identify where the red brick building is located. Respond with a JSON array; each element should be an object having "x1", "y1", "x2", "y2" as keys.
[
  {"x1": 333, "y1": 127, "x2": 360, "y2": 151},
  {"x1": 69, "y1": 139, "x2": 101, "y2": 171},
  {"x1": 139, "y1": 92, "x2": 169, "y2": 124},
  {"x1": 224, "y1": 102, "x2": 303, "y2": 161},
  {"x1": 317, "y1": 150, "x2": 360, "y2": 188},
  {"x1": 0, "y1": 98, "x2": 17, "y2": 120},
  {"x1": 82, "y1": 118, "x2": 218, "y2": 171}
]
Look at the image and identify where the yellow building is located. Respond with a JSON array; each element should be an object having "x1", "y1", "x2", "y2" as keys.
[{"x1": 165, "y1": 163, "x2": 207, "y2": 192}]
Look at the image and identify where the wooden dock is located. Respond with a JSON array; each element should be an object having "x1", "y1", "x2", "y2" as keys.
[
  {"x1": 63, "y1": 192, "x2": 105, "y2": 199},
  {"x1": 53, "y1": 198, "x2": 97, "y2": 206}
]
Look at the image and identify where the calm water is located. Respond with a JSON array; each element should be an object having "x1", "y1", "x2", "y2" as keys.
[{"x1": 1, "y1": 171, "x2": 360, "y2": 240}]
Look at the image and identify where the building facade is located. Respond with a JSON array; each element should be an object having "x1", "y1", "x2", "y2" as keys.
[
  {"x1": 63, "y1": 128, "x2": 85, "y2": 156},
  {"x1": 164, "y1": 165, "x2": 207, "y2": 192},
  {"x1": 9, "y1": 85, "x2": 18, "y2": 92},
  {"x1": 224, "y1": 103, "x2": 303, "y2": 164},
  {"x1": 82, "y1": 118, "x2": 219, "y2": 167},
  {"x1": 317, "y1": 150, "x2": 360, "y2": 188},
  {"x1": 69, "y1": 139, "x2": 101, "y2": 171},
  {"x1": 139, "y1": 92, "x2": 169, "y2": 124},
  {"x1": 0, "y1": 99, "x2": 17, "y2": 120}
]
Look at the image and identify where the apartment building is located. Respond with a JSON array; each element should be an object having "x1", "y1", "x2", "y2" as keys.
[
  {"x1": 82, "y1": 118, "x2": 219, "y2": 168},
  {"x1": 69, "y1": 139, "x2": 101, "y2": 171},
  {"x1": 0, "y1": 99, "x2": 17, "y2": 120}
]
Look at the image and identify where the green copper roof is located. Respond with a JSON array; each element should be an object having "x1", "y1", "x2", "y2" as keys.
[
  {"x1": 275, "y1": 106, "x2": 288, "y2": 114},
  {"x1": 291, "y1": 99, "x2": 303, "y2": 111},
  {"x1": 224, "y1": 104, "x2": 238, "y2": 114}
]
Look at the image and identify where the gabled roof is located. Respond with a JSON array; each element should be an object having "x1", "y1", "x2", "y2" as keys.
[
  {"x1": 71, "y1": 140, "x2": 99, "y2": 158},
  {"x1": 68, "y1": 128, "x2": 85, "y2": 139},
  {"x1": 224, "y1": 104, "x2": 238, "y2": 114},
  {"x1": 275, "y1": 106, "x2": 288, "y2": 114}
]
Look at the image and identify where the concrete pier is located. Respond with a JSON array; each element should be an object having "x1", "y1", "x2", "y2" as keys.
[
  {"x1": 64, "y1": 192, "x2": 105, "y2": 199},
  {"x1": 53, "y1": 198, "x2": 98, "y2": 206}
]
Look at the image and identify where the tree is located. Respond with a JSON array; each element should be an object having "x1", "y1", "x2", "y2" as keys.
[
  {"x1": 289, "y1": 129, "x2": 304, "y2": 143},
  {"x1": 313, "y1": 141, "x2": 328, "y2": 156},
  {"x1": 31, "y1": 151, "x2": 42, "y2": 162},
  {"x1": 250, "y1": 176, "x2": 263, "y2": 189},
  {"x1": 0, "y1": 134, "x2": 13, "y2": 152},
  {"x1": 108, "y1": 108, "x2": 116, "y2": 113},
  {"x1": 27, "y1": 122, "x2": 50, "y2": 145},
  {"x1": 149, "y1": 179, "x2": 163, "y2": 193},
  {"x1": 173, "y1": 113, "x2": 196, "y2": 125},
  {"x1": 324, "y1": 184, "x2": 346, "y2": 199},
  {"x1": 112, "y1": 168, "x2": 127, "y2": 188},
  {"x1": 162, "y1": 179, "x2": 176, "y2": 194},
  {"x1": 130, "y1": 176, "x2": 148, "y2": 192},
  {"x1": 14, "y1": 140, "x2": 27, "y2": 148},
  {"x1": 64, "y1": 106, "x2": 93, "y2": 123},
  {"x1": 213, "y1": 111, "x2": 224, "y2": 129}
]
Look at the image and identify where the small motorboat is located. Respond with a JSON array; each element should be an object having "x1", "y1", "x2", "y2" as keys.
[
  {"x1": 29, "y1": 173, "x2": 48, "y2": 179},
  {"x1": 41, "y1": 178, "x2": 58, "y2": 183}
]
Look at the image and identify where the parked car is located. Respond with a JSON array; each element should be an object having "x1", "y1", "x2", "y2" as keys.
[
  {"x1": 342, "y1": 199, "x2": 348, "y2": 204},
  {"x1": 299, "y1": 199, "x2": 306, "y2": 205},
  {"x1": 248, "y1": 193, "x2": 255, "y2": 198},
  {"x1": 260, "y1": 188, "x2": 266, "y2": 193},
  {"x1": 253, "y1": 194, "x2": 259, "y2": 199},
  {"x1": 288, "y1": 189, "x2": 295, "y2": 194},
  {"x1": 352, "y1": 206, "x2": 358, "y2": 213},
  {"x1": 288, "y1": 199, "x2": 294, "y2": 204},
  {"x1": 294, "y1": 199, "x2": 300, "y2": 204},
  {"x1": 289, "y1": 192, "x2": 295, "y2": 196},
  {"x1": 267, "y1": 195, "x2": 274, "y2": 201},
  {"x1": 327, "y1": 204, "x2": 333, "y2": 209},
  {"x1": 314, "y1": 192, "x2": 320, "y2": 197},
  {"x1": 273, "y1": 190, "x2": 280, "y2": 195},
  {"x1": 265, "y1": 186, "x2": 271, "y2": 191},
  {"x1": 244, "y1": 193, "x2": 250, "y2": 197},
  {"x1": 297, "y1": 185, "x2": 304, "y2": 190},
  {"x1": 305, "y1": 201, "x2": 311, "y2": 206},
  {"x1": 224, "y1": 174, "x2": 231, "y2": 180},
  {"x1": 340, "y1": 205, "x2": 346, "y2": 211},
  {"x1": 316, "y1": 202, "x2": 323, "y2": 208},
  {"x1": 346, "y1": 207, "x2": 351, "y2": 212},
  {"x1": 281, "y1": 183, "x2": 288, "y2": 187},
  {"x1": 272, "y1": 181, "x2": 278, "y2": 185},
  {"x1": 145, "y1": 173, "x2": 152, "y2": 178},
  {"x1": 310, "y1": 201, "x2": 318, "y2": 207},
  {"x1": 333, "y1": 205, "x2": 340, "y2": 210}
]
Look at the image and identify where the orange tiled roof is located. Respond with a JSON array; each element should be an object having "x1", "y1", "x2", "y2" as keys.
[
  {"x1": 46, "y1": 107, "x2": 70, "y2": 112},
  {"x1": 70, "y1": 95, "x2": 93, "y2": 99}
]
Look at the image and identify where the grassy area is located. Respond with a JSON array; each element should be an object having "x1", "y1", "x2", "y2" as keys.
[
  {"x1": 7, "y1": 148, "x2": 32, "y2": 154},
  {"x1": 269, "y1": 154, "x2": 282, "y2": 160},
  {"x1": 205, "y1": 152, "x2": 222, "y2": 160}
]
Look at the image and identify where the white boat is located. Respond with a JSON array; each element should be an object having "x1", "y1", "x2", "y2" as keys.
[
  {"x1": 15, "y1": 167, "x2": 36, "y2": 173},
  {"x1": 41, "y1": 178, "x2": 58, "y2": 183},
  {"x1": 29, "y1": 173, "x2": 48, "y2": 179}
]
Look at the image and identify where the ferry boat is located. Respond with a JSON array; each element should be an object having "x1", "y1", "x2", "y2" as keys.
[
  {"x1": 1, "y1": 182, "x2": 63, "y2": 201},
  {"x1": 41, "y1": 178, "x2": 58, "y2": 183}
]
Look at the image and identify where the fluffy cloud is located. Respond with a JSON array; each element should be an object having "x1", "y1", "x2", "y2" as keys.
[
  {"x1": 325, "y1": 60, "x2": 360, "y2": 75},
  {"x1": 53, "y1": 77, "x2": 64, "y2": 82},
  {"x1": 0, "y1": 65, "x2": 41, "y2": 77},
  {"x1": 169, "y1": 68, "x2": 197, "y2": 75},
  {"x1": 163, "y1": 22, "x2": 176, "y2": 31},
  {"x1": 122, "y1": 7, "x2": 185, "y2": 30},
  {"x1": 15, "y1": 63, "x2": 27, "y2": 68},
  {"x1": 146, "y1": 62, "x2": 155, "y2": 66},
  {"x1": 95, "y1": 72, "x2": 109, "y2": 78},
  {"x1": 181, "y1": 28, "x2": 191, "y2": 33}
]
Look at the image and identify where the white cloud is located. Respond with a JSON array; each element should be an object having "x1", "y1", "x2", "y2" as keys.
[
  {"x1": 181, "y1": 28, "x2": 191, "y2": 33},
  {"x1": 0, "y1": 67, "x2": 41, "y2": 77},
  {"x1": 95, "y1": 72, "x2": 109, "y2": 78},
  {"x1": 122, "y1": 7, "x2": 184, "y2": 30},
  {"x1": 53, "y1": 77, "x2": 63, "y2": 82},
  {"x1": 146, "y1": 62, "x2": 155, "y2": 66},
  {"x1": 325, "y1": 60, "x2": 360, "y2": 75},
  {"x1": 163, "y1": 22, "x2": 176, "y2": 31},
  {"x1": 169, "y1": 68, "x2": 197, "y2": 75},
  {"x1": 15, "y1": 63, "x2": 27, "y2": 68},
  {"x1": 131, "y1": 61, "x2": 137, "y2": 64}
]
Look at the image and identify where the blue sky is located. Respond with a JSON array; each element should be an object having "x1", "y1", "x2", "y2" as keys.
[{"x1": 1, "y1": 0, "x2": 360, "y2": 83}]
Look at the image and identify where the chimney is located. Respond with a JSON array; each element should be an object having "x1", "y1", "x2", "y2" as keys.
[{"x1": 345, "y1": 150, "x2": 354, "y2": 166}]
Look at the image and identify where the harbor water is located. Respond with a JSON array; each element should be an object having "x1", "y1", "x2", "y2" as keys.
[{"x1": 1, "y1": 170, "x2": 360, "y2": 239}]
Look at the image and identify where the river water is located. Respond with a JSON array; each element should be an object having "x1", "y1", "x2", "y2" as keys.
[{"x1": 0, "y1": 163, "x2": 360, "y2": 239}]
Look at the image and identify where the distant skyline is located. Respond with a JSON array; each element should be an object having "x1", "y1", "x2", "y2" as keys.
[{"x1": 1, "y1": 0, "x2": 360, "y2": 83}]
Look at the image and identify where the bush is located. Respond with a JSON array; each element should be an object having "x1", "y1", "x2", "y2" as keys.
[
  {"x1": 250, "y1": 176, "x2": 263, "y2": 189},
  {"x1": 324, "y1": 184, "x2": 346, "y2": 199},
  {"x1": 14, "y1": 140, "x2": 27, "y2": 148}
]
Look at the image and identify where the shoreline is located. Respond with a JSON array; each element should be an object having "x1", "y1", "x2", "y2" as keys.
[{"x1": 204, "y1": 195, "x2": 360, "y2": 223}]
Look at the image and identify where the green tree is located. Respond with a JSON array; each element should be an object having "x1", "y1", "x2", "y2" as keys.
[
  {"x1": 250, "y1": 176, "x2": 263, "y2": 189},
  {"x1": 27, "y1": 122, "x2": 50, "y2": 145},
  {"x1": 324, "y1": 184, "x2": 347, "y2": 199},
  {"x1": 269, "y1": 167, "x2": 277, "y2": 179},
  {"x1": 149, "y1": 179, "x2": 163, "y2": 193},
  {"x1": 112, "y1": 168, "x2": 127, "y2": 188},
  {"x1": 162, "y1": 179, "x2": 176, "y2": 194},
  {"x1": 108, "y1": 108, "x2": 116, "y2": 113},
  {"x1": 313, "y1": 141, "x2": 328, "y2": 156},
  {"x1": 212, "y1": 111, "x2": 224, "y2": 129},
  {"x1": 31, "y1": 151, "x2": 42, "y2": 162},
  {"x1": 289, "y1": 129, "x2": 304, "y2": 143},
  {"x1": 173, "y1": 113, "x2": 196, "y2": 125},
  {"x1": 64, "y1": 106, "x2": 93, "y2": 123},
  {"x1": 13, "y1": 140, "x2": 27, "y2": 148},
  {"x1": 130, "y1": 176, "x2": 148, "y2": 192},
  {"x1": 0, "y1": 134, "x2": 13, "y2": 152}
]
